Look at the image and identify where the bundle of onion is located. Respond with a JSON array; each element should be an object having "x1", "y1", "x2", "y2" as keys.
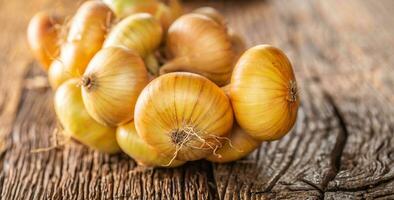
[{"x1": 27, "y1": 1, "x2": 301, "y2": 167}]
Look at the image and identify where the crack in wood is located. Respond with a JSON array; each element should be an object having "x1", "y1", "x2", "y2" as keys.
[
  {"x1": 207, "y1": 162, "x2": 220, "y2": 199},
  {"x1": 321, "y1": 91, "x2": 349, "y2": 190},
  {"x1": 326, "y1": 176, "x2": 394, "y2": 193}
]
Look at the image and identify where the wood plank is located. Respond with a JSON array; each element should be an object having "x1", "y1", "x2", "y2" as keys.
[
  {"x1": 325, "y1": 181, "x2": 394, "y2": 200},
  {"x1": 209, "y1": 0, "x2": 394, "y2": 198},
  {"x1": 285, "y1": 0, "x2": 394, "y2": 191}
]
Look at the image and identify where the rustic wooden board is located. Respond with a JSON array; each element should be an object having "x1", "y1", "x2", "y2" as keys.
[{"x1": 0, "y1": 0, "x2": 393, "y2": 199}]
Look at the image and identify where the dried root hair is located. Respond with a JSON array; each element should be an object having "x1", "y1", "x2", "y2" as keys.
[
  {"x1": 30, "y1": 123, "x2": 71, "y2": 153},
  {"x1": 164, "y1": 124, "x2": 239, "y2": 166}
]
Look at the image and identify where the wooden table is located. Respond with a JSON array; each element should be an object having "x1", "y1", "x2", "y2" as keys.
[{"x1": 1, "y1": 0, "x2": 394, "y2": 199}]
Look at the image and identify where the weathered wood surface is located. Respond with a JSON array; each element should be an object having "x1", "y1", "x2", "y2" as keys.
[{"x1": 0, "y1": 0, "x2": 393, "y2": 199}]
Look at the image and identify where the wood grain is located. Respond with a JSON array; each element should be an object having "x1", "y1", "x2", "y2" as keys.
[{"x1": 0, "y1": 0, "x2": 393, "y2": 199}]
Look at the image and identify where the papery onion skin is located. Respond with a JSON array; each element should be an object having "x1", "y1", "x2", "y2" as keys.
[
  {"x1": 230, "y1": 45, "x2": 300, "y2": 141},
  {"x1": 103, "y1": 0, "x2": 182, "y2": 30},
  {"x1": 81, "y1": 47, "x2": 148, "y2": 127},
  {"x1": 103, "y1": 13, "x2": 162, "y2": 59},
  {"x1": 62, "y1": 1, "x2": 114, "y2": 77},
  {"x1": 102, "y1": 0, "x2": 158, "y2": 18},
  {"x1": 134, "y1": 72, "x2": 234, "y2": 161},
  {"x1": 193, "y1": 7, "x2": 246, "y2": 60},
  {"x1": 54, "y1": 79, "x2": 120, "y2": 153},
  {"x1": 193, "y1": 7, "x2": 226, "y2": 26},
  {"x1": 192, "y1": 8, "x2": 246, "y2": 60},
  {"x1": 161, "y1": 14, "x2": 236, "y2": 86},
  {"x1": 48, "y1": 59, "x2": 72, "y2": 89},
  {"x1": 117, "y1": 121, "x2": 185, "y2": 167},
  {"x1": 27, "y1": 12, "x2": 62, "y2": 70},
  {"x1": 207, "y1": 123, "x2": 260, "y2": 163}
]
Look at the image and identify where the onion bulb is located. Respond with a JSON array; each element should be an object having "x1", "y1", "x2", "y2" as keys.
[
  {"x1": 48, "y1": 59, "x2": 72, "y2": 89},
  {"x1": 60, "y1": 1, "x2": 114, "y2": 77},
  {"x1": 134, "y1": 72, "x2": 234, "y2": 161},
  {"x1": 81, "y1": 47, "x2": 148, "y2": 127},
  {"x1": 161, "y1": 13, "x2": 236, "y2": 86},
  {"x1": 104, "y1": 13, "x2": 162, "y2": 59},
  {"x1": 54, "y1": 79, "x2": 120, "y2": 153},
  {"x1": 27, "y1": 12, "x2": 63, "y2": 71},
  {"x1": 207, "y1": 123, "x2": 260, "y2": 163},
  {"x1": 230, "y1": 45, "x2": 300, "y2": 141},
  {"x1": 117, "y1": 121, "x2": 185, "y2": 167}
]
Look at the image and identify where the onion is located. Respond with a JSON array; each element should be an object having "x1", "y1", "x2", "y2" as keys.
[
  {"x1": 134, "y1": 72, "x2": 234, "y2": 161},
  {"x1": 230, "y1": 45, "x2": 300, "y2": 141}
]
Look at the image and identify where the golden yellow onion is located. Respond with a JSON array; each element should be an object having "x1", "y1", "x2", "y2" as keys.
[
  {"x1": 103, "y1": 13, "x2": 162, "y2": 59},
  {"x1": 61, "y1": 1, "x2": 114, "y2": 77},
  {"x1": 207, "y1": 124, "x2": 260, "y2": 163},
  {"x1": 161, "y1": 14, "x2": 236, "y2": 86},
  {"x1": 48, "y1": 59, "x2": 72, "y2": 89},
  {"x1": 81, "y1": 47, "x2": 148, "y2": 127},
  {"x1": 230, "y1": 45, "x2": 300, "y2": 141},
  {"x1": 54, "y1": 79, "x2": 120, "y2": 153},
  {"x1": 134, "y1": 72, "x2": 234, "y2": 161},
  {"x1": 117, "y1": 121, "x2": 185, "y2": 167},
  {"x1": 27, "y1": 11, "x2": 63, "y2": 71}
]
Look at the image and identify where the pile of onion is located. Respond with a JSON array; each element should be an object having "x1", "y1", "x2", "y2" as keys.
[{"x1": 27, "y1": 0, "x2": 299, "y2": 167}]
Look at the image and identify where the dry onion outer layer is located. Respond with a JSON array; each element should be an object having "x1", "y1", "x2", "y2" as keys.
[
  {"x1": 230, "y1": 44, "x2": 300, "y2": 141},
  {"x1": 54, "y1": 79, "x2": 120, "y2": 153},
  {"x1": 81, "y1": 47, "x2": 148, "y2": 127},
  {"x1": 134, "y1": 72, "x2": 234, "y2": 161},
  {"x1": 117, "y1": 121, "x2": 185, "y2": 167}
]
